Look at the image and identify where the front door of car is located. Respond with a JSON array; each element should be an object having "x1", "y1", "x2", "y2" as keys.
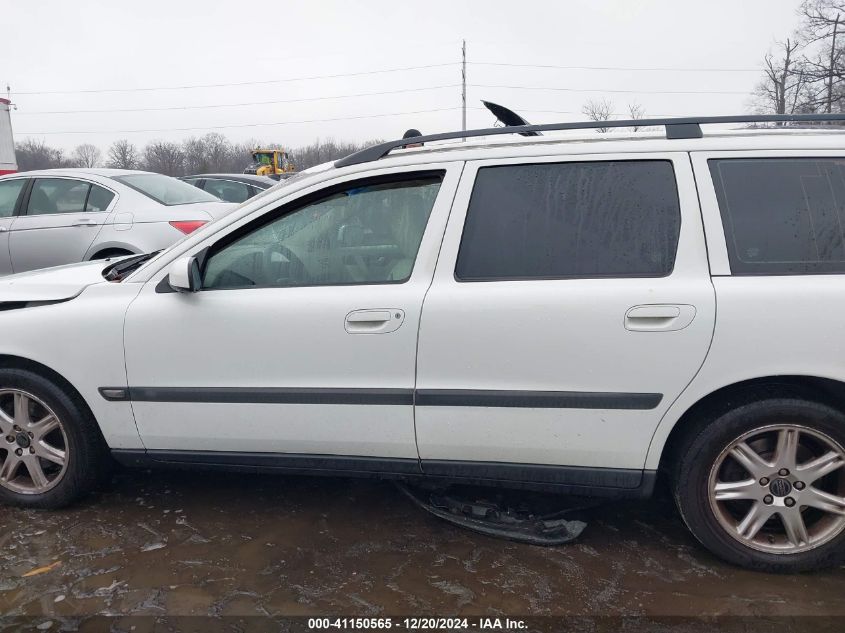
[
  {"x1": 10, "y1": 177, "x2": 116, "y2": 272},
  {"x1": 123, "y1": 165, "x2": 461, "y2": 463},
  {"x1": 0, "y1": 177, "x2": 27, "y2": 275},
  {"x1": 414, "y1": 154, "x2": 716, "y2": 486}
]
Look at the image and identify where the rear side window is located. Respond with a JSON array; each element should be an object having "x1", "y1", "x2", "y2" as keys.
[
  {"x1": 455, "y1": 161, "x2": 681, "y2": 281},
  {"x1": 86, "y1": 184, "x2": 115, "y2": 212},
  {"x1": 112, "y1": 173, "x2": 218, "y2": 205},
  {"x1": 710, "y1": 158, "x2": 845, "y2": 275}
]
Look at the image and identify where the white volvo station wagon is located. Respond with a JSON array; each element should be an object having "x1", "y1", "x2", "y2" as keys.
[{"x1": 2, "y1": 114, "x2": 845, "y2": 572}]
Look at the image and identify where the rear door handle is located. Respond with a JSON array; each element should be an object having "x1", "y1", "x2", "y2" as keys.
[
  {"x1": 72, "y1": 219, "x2": 96, "y2": 227},
  {"x1": 625, "y1": 304, "x2": 696, "y2": 332},
  {"x1": 345, "y1": 309, "x2": 405, "y2": 334}
]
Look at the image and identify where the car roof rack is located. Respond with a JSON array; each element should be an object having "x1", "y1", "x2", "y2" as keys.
[{"x1": 335, "y1": 113, "x2": 845, "y2": 168}]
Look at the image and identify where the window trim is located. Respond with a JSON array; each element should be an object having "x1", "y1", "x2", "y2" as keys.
[
  {"x1": 452, "y1": 159, "x2": 683, "y2": 283},
  {"x1": 19, "y1": 176, "x2": 119, "y2": 218},
  {"x1": 198, "y1": 169, "x2": 447, "y2": 292},
  {"x1": 0, "y1": 177, "x2": 29, "y2": 219},
  {"x1": 708, "y1": 155, "x2": 845, "y2": 276}
]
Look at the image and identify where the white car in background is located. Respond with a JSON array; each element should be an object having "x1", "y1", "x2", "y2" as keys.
[{"x1": 0, "y1": 168, "x2": 237, "y2": 275}]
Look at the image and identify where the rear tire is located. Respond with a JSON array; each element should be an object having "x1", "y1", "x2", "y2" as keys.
[
  {"x1": 0, "y1": 368, "x2": 108, "y2": 509},
  {"x1": 673, "y1": 398, "x2": 845, "y2": 572}
]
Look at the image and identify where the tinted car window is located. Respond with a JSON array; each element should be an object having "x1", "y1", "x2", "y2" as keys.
[
  {"x1": 710, "y1": 158, "x2": 845, "y2": 274},
  {"x1": 85, "y1": 184, "x2": 115, "y2": 212},
  {"x1": 112, "y1": 173, "x2": 218, "y2": 205},
  {"x1": 455, "y1": 161, "x2": 681, "y2": 280},
  {"x1": 27, "y1": 178, "x2": 90, "y2": 215},
  {"x1": 0, "y1": 179, "x2": 25, "y2": 218},
  {"x1": 203, "y1": 175, "x2": 442, "y2": 290},
  {"x1": 204, "y1": 179, "x2": 251, "y2": 203}
]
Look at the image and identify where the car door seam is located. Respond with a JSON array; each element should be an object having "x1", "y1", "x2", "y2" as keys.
[{"x1": 413, "y1": 161, "x2": 466, "y2": 469}]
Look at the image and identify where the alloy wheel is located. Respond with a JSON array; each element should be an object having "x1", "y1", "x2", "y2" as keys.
[
  {"x1": 709, "y1": 424, "x2": 845, "y2": 554},
  {"x1": 0, "y1": 389, "x2": 68, "y2": 494}
]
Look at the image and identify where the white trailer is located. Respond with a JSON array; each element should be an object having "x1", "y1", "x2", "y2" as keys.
[{"x1": 0, "y1": 98, "x2": 16, "y2": 175}]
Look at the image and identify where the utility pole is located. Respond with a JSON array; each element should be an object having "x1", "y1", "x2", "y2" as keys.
[
  {"x1": 828, "y1": 14, "x2": 840, "y2": 114},
  {"x1": 461, "y1": 39, "x2": 467, "y2": 136}
]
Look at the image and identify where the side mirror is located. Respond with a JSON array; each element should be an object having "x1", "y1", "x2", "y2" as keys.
[{"x1": 167, "y1": 256, "x2": 201, "y2": 292}]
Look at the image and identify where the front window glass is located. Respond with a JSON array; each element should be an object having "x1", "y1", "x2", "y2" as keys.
[
  {"x1": 112, "y1": 173, "x2": 218, "y2": 206},
  {"x1": 203, "y1": 175, "x2": 442, "y2": 290}
]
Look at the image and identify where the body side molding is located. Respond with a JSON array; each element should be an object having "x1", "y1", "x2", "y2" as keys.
[{"x1": 100, "y1": 386, "x2": 662, "y2": 410}]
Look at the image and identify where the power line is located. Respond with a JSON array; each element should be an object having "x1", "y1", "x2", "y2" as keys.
[
  {"x1": 14, "y1": 62, "x2": 458, "y2": 96},
  {"x1": 470, "y1": 83, "x2": 749, "y2": 96},
  {"x1": 15, "y1": 84, "x2": 461, "y2": 115},
  {"x1": 17, "y1": 107, "x2": 461, "y2": 136},
  {"x1": 470, "y1": 61, "x2": 761, "y2": 73},
  {"x1": 468, "y1": 106, "x2": 679, "y2": 117}
]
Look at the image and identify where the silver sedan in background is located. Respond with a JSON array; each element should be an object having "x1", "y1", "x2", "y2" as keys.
[{"x1": 0, "y1": 168, "x2": 237, "y2": 275}]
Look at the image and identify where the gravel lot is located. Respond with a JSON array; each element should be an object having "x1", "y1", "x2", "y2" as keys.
[{"x1": 1, "y1": 467, "x2": 844, "y2": 630}]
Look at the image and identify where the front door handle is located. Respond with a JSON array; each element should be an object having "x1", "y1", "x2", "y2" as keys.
[
  {"x1": 345, "y1": 309, "x2": 405, "y2": 334},
  {"x1": 625, "y1": 304, "x2": 696, "y2": 332}
]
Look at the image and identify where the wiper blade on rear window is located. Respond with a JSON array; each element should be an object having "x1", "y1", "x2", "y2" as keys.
[{"x1": 102, "y1": 251, "x2": 162, "y2": 282}]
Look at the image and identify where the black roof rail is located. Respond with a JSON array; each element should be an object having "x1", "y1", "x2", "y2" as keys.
[{"x1": 334, "y1": 113, "x2": 845, "y2": 169}]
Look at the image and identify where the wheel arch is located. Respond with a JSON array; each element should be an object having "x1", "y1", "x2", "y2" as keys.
[
  {"x1": 87, "y1": 244, "x2": 139, "y2": 260},
  {"x1": 654, "y1": 375, "x2": 845, "y2": 475},
  {"x1": 0, "y1": 354, "x2": 102, "y2": 441}
]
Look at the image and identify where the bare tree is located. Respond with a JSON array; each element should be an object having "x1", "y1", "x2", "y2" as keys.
[
  {"x1": 14, "y1": 138, "x2": 71, "y2": 170},
  {"x1": 203, "y1": 133, "x2": 233, "y2": 172},
  {"x1": 14, "y1": 135, "x2": 383, "y2": 177},
  {"x1": 142, "y1": 140, "x2": 184, "y2": 176},
  {"x1": 106, "y1": 139, "x2": 140, "y2": 169},
  {"x1": 627, "y1": 102, "x2": 646, "y2": 131},
  {"x1": 754, "y1": 38, "x2": 812, "y2": 114},
  {"x1": 800, "y1": 1, "x2": 845, "y2": 112},
  {"x1": 181, "y1": 136, "x2": 209, "y2": 175},
  {"x1": 581, "y1": 99, "x2": 615, "y2": 132},
  {"x1": 290, "y1": 137, "x2": 380, "y2": 170},
  {"x1": 71, "y1": 143, "x2": 101, "y2": 168}
]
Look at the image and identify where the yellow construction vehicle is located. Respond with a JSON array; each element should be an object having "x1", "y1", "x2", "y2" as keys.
[{"x1": 243, "y1": 148, "x2": 295, "y2": 178}]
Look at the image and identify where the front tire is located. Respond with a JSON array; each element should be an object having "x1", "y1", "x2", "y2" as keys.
[
  {"x1": 674, "y1": 398, "x2": 845, "y2": 572},
  {"x1": 0, "y1": 368, "x2": 108, "y2": 509}
]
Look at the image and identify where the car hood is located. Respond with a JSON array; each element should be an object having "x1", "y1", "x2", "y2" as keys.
[{"x1": 0, "y1": 259, "x2": 113, "y2": 303}]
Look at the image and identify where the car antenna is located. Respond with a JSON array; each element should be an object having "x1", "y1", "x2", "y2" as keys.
[{"x1": 481, "y1": 100, "x2": 541, "y2": 136}]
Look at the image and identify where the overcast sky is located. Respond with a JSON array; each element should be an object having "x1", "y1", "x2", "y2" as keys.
[{"x1": 2, "y1": 0, "x2": 804, "y2": 152}]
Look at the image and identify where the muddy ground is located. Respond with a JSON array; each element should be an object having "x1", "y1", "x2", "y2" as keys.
[{"x1": 1, "y1": 467, "x2": 844, "y2": 629}]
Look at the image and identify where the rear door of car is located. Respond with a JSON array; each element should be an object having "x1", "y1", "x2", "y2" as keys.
[
  {"x1": 0, "y1": 177, "x2": 27, "y2": 275},
  {"x1": 414, "y1": 152, "x2": 716, "y2": 489},
  {"x1": 10, "y1": 176, "x2": 117, "y2": 272}
]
